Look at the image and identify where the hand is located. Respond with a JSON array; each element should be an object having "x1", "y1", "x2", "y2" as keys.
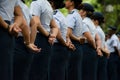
[
  {"x1": 101, "y1": 48, "x2": 110, "y2": 58},
  {"x1": 96, "y1": 48, "x2": 103, "y2": 57},
  {"x1": 69, "y1": 43, "x2": 76, "y2": 51},
  {"x1": 25, "y1": 43, "x2": 41, "y2": 53},
  {"x1": 79, "y1": 37, "x2": 86, "y2": 44},
  {"x1": 9, "y1": 23, "x2": 21, "y2": 37},
  {"x1": 48, "y1": 34, "x2": 56, "y2": 45}
]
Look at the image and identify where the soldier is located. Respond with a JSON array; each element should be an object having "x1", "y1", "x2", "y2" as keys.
[
  {"x1": 64, "y1": 0, "x2": 85, "y2": 80},
  {"x1": 107, "y1": 26, "x2": 120, "y2": 80},
  {"x1": 79, "y1": 3, "x2": 101, "y2": 80},
  {"x1": 92, "y1": 12, "x2": 109, "y2": 80},
  {"x1": 13, "y1": 0, "x2": 40, "y2": 80},
  {"x1": 29, "y1": 0, "x2": 58, "y2": 80},
  {"x1": 0, "y1": 0, "x2": 22, "y2": 80}
]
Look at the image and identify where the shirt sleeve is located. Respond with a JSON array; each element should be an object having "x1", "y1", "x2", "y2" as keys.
[
  {"x1": 82, "y1": 23, "x2": 90, "y2": 34},
  {"x1": 66, "y1": 15, "x2": 75, "y2": 29},
  {"x1": 15, "y1": 0, "x2": 19, "y2": 6},
  {"x1": 30, "y1": 1, "x2": 42, "y2": 17},
  {"x1": 112, "y1": 39, "x2": 118, "y2": 47}
]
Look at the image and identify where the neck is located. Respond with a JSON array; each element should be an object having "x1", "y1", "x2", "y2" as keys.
[
  {"x1": 68, "y1": 6, "x2": 74, "y2": 12},
  {"x1": 94, "y1": 24, "x2": 99, "y2": 28}
]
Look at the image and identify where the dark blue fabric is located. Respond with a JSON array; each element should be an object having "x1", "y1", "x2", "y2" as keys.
[
  {"x1": 82, "y1": 43, "x2": 98, "y2": 80},
  {"x1": 29, "y1": 33, "x2": 52, "y2": 80},
  {"x1": 97, "y1": 56, "x2": 108, "y2": 80},
  {"x1": 48, "y1": 43, "x2": 69, "y2": 80},
  {"x1": 108, "y1": 53, "x2": 119, "y2": 80},
  {"x1": 118, "y1": 58, "x2": 120, "y2": 80},
  {"x1": 66, "y1": 41, "x2": 83, "y2": 80},
  {"x1": 0, "y1": 24, "x2": 14, "y2": 80},
  {"x1": 13, "y1": 37, "x2": 33, "y2": 80}
]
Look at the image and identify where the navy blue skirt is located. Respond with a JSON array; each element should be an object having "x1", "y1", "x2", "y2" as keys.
[
  {"x1": 66, "y1": 41, "x2": 83, "y2": 80},
  {"x1": 29, "y1": 33, "x2": 52, "y2": 80},
  {"x1": 13, "y1": 37, "x2": 34, "y2": 80},
  {"x1": 0, "y1": 21, "x2": 15, "y2": 80},
  {"x1": 48, "y1": 43, "x2": 69, "y2": 80},
  {"x1": 82, "y1": 43, "x2": 98, "y2": 80}
]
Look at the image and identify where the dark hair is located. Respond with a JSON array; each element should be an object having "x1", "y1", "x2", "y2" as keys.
[
  {"x1": 48, "y1": 0, "x2": 64, "y2": 9},
  {"x1": 21, "y1": 0, "x2": 25, "y2": 3},
  {"x1": 78, "y1": 3, "x2": 94, "y2": 18},
  {"x1": 91, "y1": 12, "x2": 104, "y2": 24},
  {"x1": 71, "y1": 0, "x2": 82, "y2": 9}
]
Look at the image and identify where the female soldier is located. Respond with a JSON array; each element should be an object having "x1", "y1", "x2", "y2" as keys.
[
  {"x1": 48, "y1": 0, "x2": 75, "y2": 80},
  {"x1": 29, "y1": 0, "x2": 58, "y2": 80},
  {"x1": 13, "y1": 0, "x2": 40, "y2": 80},
  {"x1": 65, "y1": 0, "x2": 84, "y2": 80},
  {"x1": 79, "y1": 3, "x2": 102, "y2": 80},
  {"x1": 0, "y1": 0, "x2": 22, "y2": 80},
  {"x1": 92, "y1": 12, "x2": 109, "y2": 80}
]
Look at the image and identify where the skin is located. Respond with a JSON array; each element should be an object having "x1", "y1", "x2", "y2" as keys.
[
  {"x1": 65, "y1": 0, "x2": 86, "y2": 45},
  {"x1": 14, "y1": 5, "x2": 40, "y2": 53},
  {"x1": 79, "y1": 9, "x2": 96, "y2": 49},
  {"x1": 79, "y1": 8, "x2": 102, "y2": 56},
  {"x1": 30, "y1": 2, "x2": 58, "y2": 46},
  {"x1": 49, "y1": 0, "x2": 75, "y2": 50},
  {"x1": 93, "y1": 19, "x2": 110, "y2": 57}
]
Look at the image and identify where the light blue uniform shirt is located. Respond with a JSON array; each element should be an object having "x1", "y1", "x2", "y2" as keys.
[
  {"x1": 106, "y1": 34, "x2": 119, "y2": 53},
  {"x1": 66, "y1": 9, "x2": 83, "y2": 37},
  {"x1": 53, "y1": 9, "x2": 68, "y2": 42},
  {"x1": 0, "y1": 0, "x2": 19, "y2": 21},
  {"x1": 30, "y1": 0, "x2": 53, "y2": 32},
  {"x1": 82, "y1": 17, "x2": 97, "y2": 39},
  {"x1": 96, "y1": 26, "x2": 105, "y2": 48}
]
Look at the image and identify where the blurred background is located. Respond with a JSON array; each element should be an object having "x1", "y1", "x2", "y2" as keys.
[{"x1": 25, "y1": 0, "x2": 120, "y2": 33}]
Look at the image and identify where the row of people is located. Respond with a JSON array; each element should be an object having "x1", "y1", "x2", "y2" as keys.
[{"x1": 0, "y1": 0, "x2": 120, "y2": 80}]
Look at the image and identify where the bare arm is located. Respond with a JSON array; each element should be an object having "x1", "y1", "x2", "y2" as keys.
[
  {"x1": 68, "y1": 28, "x2": 80, "y2": 42},
  {"x1": 30, "y1": 16, "x2": 49, "y2": 43},
  {"x1": 14, "y1": 6, "x2": 23, "y2": 27},
  {"x1": 50, "y1": 19, "x2": 58, "y2": 37},
  {"x1": 56, "y1": 28, "x2": 66, "y2": 46},
  {"x1": 83, "y1": 32, "x2": 96, "y2": 49},
  {"x1": 95, "y1": 33, "x2": 103, "y2": 56},
  {"x1": 95, "y1": 33, "x2": 101, "y2": 49},
  {"x1": 0, "y1": 16, "x2": 9, "y2": 29}
]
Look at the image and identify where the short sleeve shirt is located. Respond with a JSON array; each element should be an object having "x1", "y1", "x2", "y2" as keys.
[
  {"x1": 0, "y1": 0, "x2": 19, "y2": 21},
  {"x1": 30, "y1": 0, "x2": 53, "y2": 32},
  {"x1": 106, "y1": 34, "x2": 119, "y2": 53},
  {"x1": 96, "y1": 26, "x2": 106, "y2": 48},
  {"x1": 82, "y1": 17, "x2": 97, "y2": 39},
  {"x1": 53, "y1": 9, "x2": 68, "y2": 42},
  {"x1": 66, "y1": 9, "x2": 83, "y2": 37}
]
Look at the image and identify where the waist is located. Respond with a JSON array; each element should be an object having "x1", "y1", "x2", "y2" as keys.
[{"x1": 4, "y1": 20, "x2": 11, "y2": 25}]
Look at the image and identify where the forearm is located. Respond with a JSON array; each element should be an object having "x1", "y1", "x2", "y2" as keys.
[
  {"x1": 20, "y1": 20, "x2": 30, "y2": 44},
  {"x1": 70, "y1": 34, "x2": 79, "y2": 42},
  {"x1": 95, "y1": 34, "x2": 101, "y2": 49},
  {"x1": 84, "y1": 32, "x2": 96, "y2": 49},
  {"x1": 37, "y1": 25, "x2": 49, "y2": 37},
  {"x1": 14, "y1": 16, "x2": 23, "y2": 27},
  {"x1": 50, "y1": 19, "x2": 58, "y2": 37},
  {"x1": 30, "y1": 23, "x2": 37, "y2": 44},
  {"x1": 0, "y1": 16, "x2": 9, "y2": 29},
  {"x1": 56, "y1": 29, "x2": 66, "y2": 46}
]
